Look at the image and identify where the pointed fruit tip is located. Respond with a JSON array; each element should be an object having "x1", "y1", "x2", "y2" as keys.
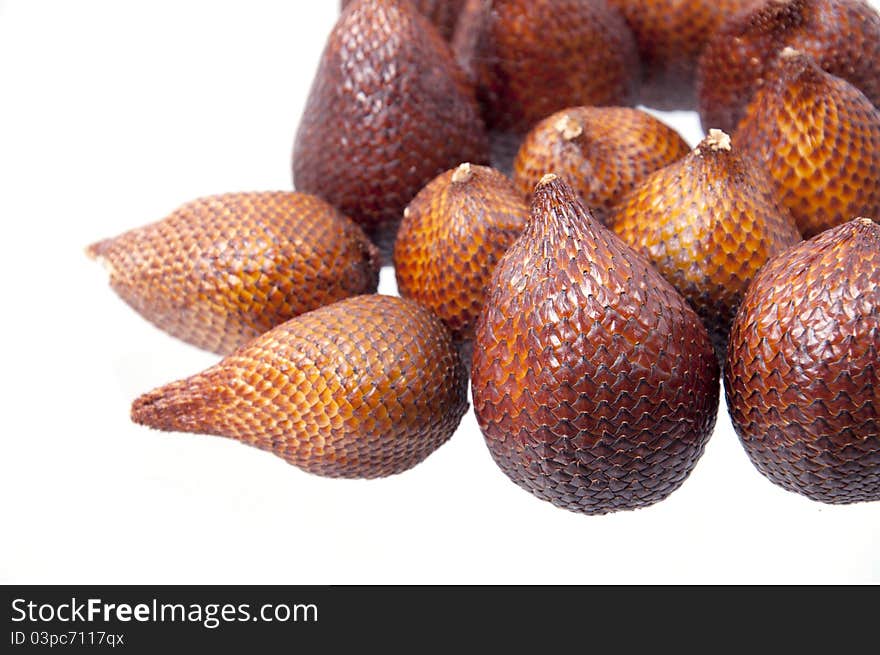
[
  {"x1": 780, "y1": 46, "x2": 802, "y2": 59},
  {"x1": 538, "y1": 173, "x2": 559, "y2": 187},
  {"x1": 131, "y1": 378, "x2": 212, "y2": 434}
]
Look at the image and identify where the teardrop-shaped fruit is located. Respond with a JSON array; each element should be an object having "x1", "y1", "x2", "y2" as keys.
[
  {"x1": 340, "y1": 0, "x2": 465, "y2": 40},
  {"x1": 87, "y1": 192, "x2": 380, "y2": 355},
  {"x1": 132, "y1": 295, "x2": 469, "y2": 479},
  {"x1": 608, "y1": 0, "x2": 753, "y2": 110},
  {"x1": 608, "y1": 130, "x2": 801, "y2": 358},
  {"x1": 471, "y1": 175, "x2": 720, "y2": 515},
  {"x1": 393, "y1": 163, "x2": 528, "y2": 348},
  {"x1": 697, "y1": 0, "x2": 880, "y2": 133},
  {"x1": 735, "y1": 49, "x2": 880, "y2": 238},
  {"x1": 512, "y1": 107, "x2": 690, "y2": 221},
  {"x1": 293, "y1": 0, "x2": 489, "y2": 261},
  {"x1": 725, "y1": 218, "x2": 880, "y2": 504},
  {"x1": 452, "y1": 0, "x2": 640, "y2": 137}
]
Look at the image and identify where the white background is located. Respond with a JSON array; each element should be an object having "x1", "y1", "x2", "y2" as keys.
[{"x1": 1, "y1": 0, "x2": 878, "y2": 584}]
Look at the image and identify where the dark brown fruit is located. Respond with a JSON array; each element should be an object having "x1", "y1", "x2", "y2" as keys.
[
  {"x1": 697, "y1": 0, "x2": 880, "y2": 134},
  {"x1": 293, "y1": 0, "x2": 489, "y2": 261},
  {"x1": 132, "y1": 295, "x2": 469, "y2": 479},
  {"x1": 340, "y1": 0, "x2": 466, "y2": 40},
  {"x1": 452, "y1": 0, "x2": 640, "y2": 137},
  {"x1": 608, "y1": 0, "x2": 754, "y2": 110},
  {"x1": 608, "y1": 130, "x2": 801, "y2": 358},
  {"x1": 393, "y1": 163, "x2": 528, "y2": 345},
  {"x1": 471, "y1": 175, "x2": 720, "y2": 515},
  {"x1": 735, "y1": 49, "x2": 880, "y2": 238},
  {"x1": 512, "y1": 106, "x2": 690, "y2": 221},
  {"x1": 87, "y1": 192, "x2": 379, "y2": 355},
  {"x1": 725, "y1": 218, "x2": 880, "y2": 504}
]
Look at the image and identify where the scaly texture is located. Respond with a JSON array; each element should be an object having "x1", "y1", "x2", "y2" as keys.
[
  {"x1": 132, "y1": 295, "x2": 469, "y2": 479},
  {"x1": 608, "y1": 130, "x2": 801, "y2": 358},
  {"x1": 608, "y1": 0, "x2": 754, "y2": 110},
  {"x1": 725, "y1": 218, "x2": 880, "y2": 504},
  {"x1": 512, "y1": 107, "x2": 690, "y2": 222},
  {"x1": 697, "y1": 0, "x2": 880, "y2": 133},
  {"x1": 452, "y1": 0, "x2": 640, "y2": 136},
  {"x1": 471, "y1": 175, "x2": 720, "y2": 515},
  {"x1": 735, "y1": 51, "x2": 880, "y2": 238},
  {"x1": 88, "y1": 192, "x2": 380, "y2": 355},
  {"x1": 394, "y1": 163, "x2": 528, "y2": 344},
  {"x1": 340, "y1": 0, "x2": 466, "y2": 40},
  {"x1": 293, "y1": 0, "x2": 489, "y2": 261}
]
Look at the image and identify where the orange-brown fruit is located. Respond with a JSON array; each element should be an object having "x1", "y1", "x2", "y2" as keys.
[
  {"x1": 608, "y1": 0, "x2": 754, "y2": 110},
  {"x1": 340, "y1": 0, "x2": 466, "y2": 40},
  {"x1": 132, "y1": 295, "x2": 469, "y2": 479},
  {"x1": 393, "y1": 163, "x2": 528, "y2": 346},
  {"x1": 87, "y1": 192, "x2": 380, "y2": 355},
  {"x1": 293, "y1": 0, "x2": 489, "y2": 262},
  {"x1": 512, "y1": 107, "x2": 690, "y2": 221},
  {"x1": 608, "y1": 130, "x2": 801, "y2": 358},
  {"x1": 452, "y1": 0, "x2": 640, "y2": 167},
  {"x1": 725, "y1": 218, "x2": 880, "y2": 504},
  {"x1": 735, "y1": 49, "x2": 880, "y2": 238},
  {"x1": 471, "y1": 175, "x2": 720, "y2": 515},
  {"x1": 697, "y1": 0, "x2": 880, "y2": 134}
]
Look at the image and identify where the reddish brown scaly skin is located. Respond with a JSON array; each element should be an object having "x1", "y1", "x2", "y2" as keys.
[
  {"x1": 87, "y1": 192, "x2": 380, "y2": 356},
  {"x1": 471, "y1": 175, "x2": 720, "y2": 515},
  {"x1": 725, "y1": 218, "x2": 880, "y2": 504},
  {"x1": 512, "y1": 107, "x2": 690, "y2": 222},
  {"x1": 735, "y1": 51, "x2": 880, "y2": 238},
  {"x1": 608, "y1": 0, "x2": 755, "y2": 110},
  {"x1": 132, "y1": 295, "x2": 469, "y2": 479},
  {"x1": 608, "y1": 130, "x2": 802, "y2": 359},
  {"x1": 452, "y1": 0, "x2": 640, "y2": 145},
  {"x1": 393, "y1": 163, "x2": 528, "y2": 346},
  {"x1": 697, "y1": 0, "x2": 880, "y2": 134},
  {"x1": 340, "y1": 0, "x2": 466, "y2": 40},
  {"x1": 293, "y1": 0, "x2": 489, "y2": 262}
]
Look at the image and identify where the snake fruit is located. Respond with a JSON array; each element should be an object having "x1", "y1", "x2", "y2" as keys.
[
  {"x1": 132, "y1": 295, "x2": 469, "y2": 479},
  {"x1": 471, "y1": 174, "x2": 720, "y2": 515},
  {"x1": 88, "y1": 191, "x2": 379, "y2": 355}
]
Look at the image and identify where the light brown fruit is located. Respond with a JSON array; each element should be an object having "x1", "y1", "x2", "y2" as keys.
[
  {"x1": 132, "y1": 295, "x2": 469, "y2": 479},
  {"x1": 452, "y1": 0, "x2": 640, "y2": 172},
  {"x1": 512, "y1": 107, "x2": 690, "y2": 221},
  {"x1": 471, "y1": 175, "x2": 720, "y2": 515},
  {"x1": 293, "y1": 0, "x2": 489, "y2": 262},
  {"x1": 87, "y1": 192, "x2": 379, "y2": 355},
  {"x1": 393, "y1": 163, "x2": 528, "y2": 346},
  {"x1": 725, "y1": 218, "x2": 880, "y2": 504},
  {"x1": 608, "y1": 130, "x2": 801, "y2": 358},
  {"x1": 608, "y1": 0, "x2": 754, "y2": 110},
  {"x1": 697, "y1": 0, "x2": 880, "y2": 133},
  {"x1": 340, "y1": 0, "x2": 466, "y2": 40},
  {"x1": 735, "y1": 49, "x2": 880, "y2": 238}
]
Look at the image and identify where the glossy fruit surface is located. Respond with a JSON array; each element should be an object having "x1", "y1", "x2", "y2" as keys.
[
  {"x1": 452, "y1": 0, "x2": 639, "y2": 136},
  {"x1": 697, "y1": 0, "x2": 880, "y2": 133},
  {"x1": 471, "y1": 175, "x2": 720, "y2": 515},
  {"x1": 132, "y1": 295, "x2": 469, "y2": 479},
  {"x1": 608, "y1": 130, "x2": 801, "y2": 357},
  {"x1": 512, "y1": 106, "x2": 689, "y2": 221},
  {"x1": 725, "y1": 218, "x2": 880, "y2": 504},
  {"x1": 340, "y1": 0, "x2": 466, "y2": 40},
  {"x1": 609, "y1": 0, "x2": 753, "y2": 110},
  {"x1": 394, "y1": 163, "x2": 528, "y2": 344},
  {"x1": 88, "y1": 192, "x2": 379, "y2": 355},
  {"x1": 294, "y1": 0, "x2": 488, "y2": 261},
  {"x1": 735, "y1": 49, "x2": 880, "y2": 238}
]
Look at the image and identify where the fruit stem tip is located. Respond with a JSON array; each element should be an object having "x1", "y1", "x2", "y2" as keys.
[
  {"x1": 704, "y1": 129, "x2": 732, "y2": 152},
  {"x1": 554, "y1": 114, "x2": 583, "y2": 140},
  {"x1": 451, "y1": 162, "x2": 474, "y2": 184}
]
